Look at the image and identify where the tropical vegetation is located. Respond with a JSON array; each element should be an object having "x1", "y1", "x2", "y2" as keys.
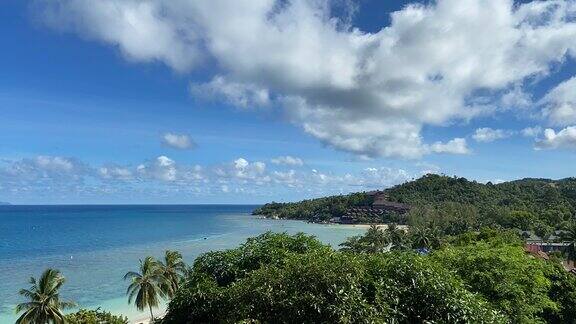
[
  {"x1": 64, "y1": 308, "x2": 128, "y2": 324},
  {"x1": 156, "y1": 231, "x2": 576, "y2": 323},
  {"x1": 253, "y1": 174, "x2": 576, "y2": 234},
  {"x1": 123, "y1": 250, "x2": 187, "y2": 320},
  {"x1": 15, "y1": 251, "x2": 186, "y2": 324},
  {"x1": 15, "y1": 268, "x2": 75, "y2": 324},
  {"x1": 156, "y1": 250, "x2": 187, "y2": 299},
  {"x1": 15, "y1": 228, "x2": 576, "y2": 323}
]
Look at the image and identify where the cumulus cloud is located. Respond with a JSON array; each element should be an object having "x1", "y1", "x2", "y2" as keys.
[
  {"x1": 357, "y1": 167, "x2": 412, "y2": 188},
  {"x1": 214, "y1": 158, "x2": 269, "y2": 184},
  {"x1": 500, "y1": 86, "x2": 532, "y2": 110},
  {"x1": 0, "y1": 154, "x2": 437, "y2": 200},
  {"x1": 162, "y1": 133, "x2": 195, "y2": 150},
  {"x1": 98, "y1": 166, "x2": 133, "y2": 180},
  {"x1": 34, "y1": 0, "x2": 202, "y2": 72},
  {"x1": 190, "y1": 76, "x2": 270, "y2": 108},
  {"x1": 137, "y1": 155, "x2": 178, "y2": 181},
  {"x1": 33, "y1": 0, "x2": 576, "y2": 158},
  {"x1": 271, "y1": 170, "x2": 300, "y2": 186},
  {"x1": 521, "y1": 126, "x2": 543, "y2": 138},
  {"x1": 0, "y1": 156, "x2": 89, "y2": 181},
  {"x1": 427, "y1": 138, "x2": 470, "y2": 155},
  {"x1": 542, "y1": 77, "x2": 576, "y2": 126},
  {"x1": 271, "y1": 155, "x2": 304, "y2": 166},
  {"x1": 535, "y1": 126, "x2": 576, "y2": 150},
  {"x1": 472, "y1": 127, "x2": 514, "y2": 143}
]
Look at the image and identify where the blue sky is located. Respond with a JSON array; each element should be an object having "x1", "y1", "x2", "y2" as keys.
[{"x1": 1, "y1": 0, "x2": 576, "y2": 204}]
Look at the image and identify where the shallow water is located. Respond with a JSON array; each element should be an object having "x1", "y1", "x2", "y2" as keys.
[{"x1": 0, "y1": 205, "x2": 364, "y2": 322}]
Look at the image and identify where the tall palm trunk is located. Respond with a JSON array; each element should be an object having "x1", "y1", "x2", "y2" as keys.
[{"x1": 149, "y1": 304, "x2": 154, "y2": 321}]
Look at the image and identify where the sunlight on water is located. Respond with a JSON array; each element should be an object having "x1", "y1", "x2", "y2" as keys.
[{"x1": 0, "y1": 205, "x2": 364, "y2": 322}]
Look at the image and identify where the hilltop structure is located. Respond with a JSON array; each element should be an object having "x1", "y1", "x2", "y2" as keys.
[{"x1": 330, "y1": 191, "x2": 411, "y2": 224}]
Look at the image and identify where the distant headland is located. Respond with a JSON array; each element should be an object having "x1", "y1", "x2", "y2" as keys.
[{"x1": 0, "y1": 201, "x2": 11, "y2": 205}]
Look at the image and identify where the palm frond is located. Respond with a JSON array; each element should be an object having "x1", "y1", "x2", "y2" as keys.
[{"x1": 124, "y1": 271, "x2": 142, "y2": 280}]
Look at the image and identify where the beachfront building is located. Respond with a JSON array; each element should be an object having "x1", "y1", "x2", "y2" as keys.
[{"x1": 331, "y1": 192, "x2": 411, "y2": 224}]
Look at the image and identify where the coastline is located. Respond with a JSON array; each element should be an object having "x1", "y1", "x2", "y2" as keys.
[
  {"x1": 1, "y1": 209, "x2": 367, "y2": 323},
  {"x1": 333, "y1": 223, "x2": 408, "y2": 230},
  {"x1": 132, "y1": 310, "x2": 165, "y2": 324},
  {"x1": 255, "y1": 216, "x2": 406, "y2": 230}
]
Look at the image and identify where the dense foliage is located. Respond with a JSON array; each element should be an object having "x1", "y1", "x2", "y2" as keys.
[
  {"x1": 64, "y1": 308, "x2": 128, "y2": 324},
  {"x1": 254, "y1": 174, "x2": 576, "y2": 232},
  {"x1": 252, "y1": 192, "x2": 373, "y2": 221},
  {"x1": 124, "y1": 250, "x2": 187, "y2": 320},
  {"x1": 15, "y1": 268, "x2": 76, "y2": 324},
  {"x1": 159, "y1": 231, "x2": 576, "y2": 324},
  {"x1": 19, "y1": 229, "x2": 576, "y2": 323}
]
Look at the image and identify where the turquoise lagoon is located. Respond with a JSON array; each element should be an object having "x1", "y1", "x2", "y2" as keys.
[{"x1": 0, "y1": 205, "x2": 364, "y2": 322}]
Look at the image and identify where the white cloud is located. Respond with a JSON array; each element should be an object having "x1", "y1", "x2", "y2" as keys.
[
  {"x1": 1, "y1": 156, "x2": 89, "y2": 181},
  {"x1": 427, "y1": 138, "x2": 471, "y2": 155},
  {"x1": 542, "y1": 77, "x2": 576, "y2": 126},
  {"x1": 357, "y1": 167, "x2": 412, "y2": 188},
  {"x1": 34, "y1": 0, "x2": 576, "y2": 158},
  {"x1": 272, "y1": 170, "x2": 300, "y2": 186},
  {"x1": 162, "y1": 133, "x2": 195, "y2": 150},
  {"x1": 535, "y1": 126, "x2": 576, "y2": 150},
  {"x1": 98, "y1": 166, "x2": 133, "y2": 180},
  {"x1": 270, "y1": 155, "x2": 304, "y2": 166},
  {"x1": 190, "y1": 76, "x2": 270, "y2": 108},
  {"x1": 500, "y1": 86, "x2": 532, "y2": 110},
  {"x1": 521, "y1": 126, "x2": 543, "y2": 138},
  {"x1": 0, "y1": 154, "x2": 439, "y2": 201},
  {"x1": 137, "y1": 155, "x2": 178, "y2": 181},
  {"x1": 472, "y1": 127, "x2": 514, "y2": 143},
  {"x1": 215, "y1": 158, "x2": 269, "y2": 184},
  {"x1": 35, "y1": 0, "x2": 201, "y2": 72}
]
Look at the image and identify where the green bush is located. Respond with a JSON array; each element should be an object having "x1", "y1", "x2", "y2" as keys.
[
  {"x1": 432, "y1": 242, "x2": 556, "y2": 322},
  {"x1": 192, "y1": 232, "x2": 329, "y2": 286},
  {"x1": 65, "y1": 308, "x2": 128, "y2": 324},
  {"x1": 162, "y1": 233, "x2": 506, "y2": 323}
]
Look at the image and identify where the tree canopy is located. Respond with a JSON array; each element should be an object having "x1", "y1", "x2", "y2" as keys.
[
  {"x1": 254, "y1": 174, "x2": 576, "y2": 233},
  {"x1": 159, "y1": 231, "x2": 576, "y2": 324}
]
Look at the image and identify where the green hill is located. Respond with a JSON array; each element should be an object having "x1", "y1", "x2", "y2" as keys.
[{"x1": 253, "y1": 174, "x2": 576, "y2": 234}]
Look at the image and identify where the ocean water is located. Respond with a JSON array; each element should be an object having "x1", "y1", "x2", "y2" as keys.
[{"x1": 0, "y1": 205, "x2": 364, "y2": 323}]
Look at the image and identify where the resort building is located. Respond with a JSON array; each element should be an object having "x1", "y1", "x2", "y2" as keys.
[{"x1": 331, "y1": 191, "x2": 411, "y2": 224}]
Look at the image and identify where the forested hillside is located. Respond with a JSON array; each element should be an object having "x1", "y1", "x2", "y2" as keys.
[{"x1": 253, "y1": 174, "x2": 576, "y2": 233}]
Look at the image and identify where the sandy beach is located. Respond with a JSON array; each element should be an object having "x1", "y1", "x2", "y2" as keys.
[
  {"x1": 322, "y1": 222, "x2": 409, "y2": 230},
  {"x1": 132, "y1": 313, "x2": 164, "y2": 324}
]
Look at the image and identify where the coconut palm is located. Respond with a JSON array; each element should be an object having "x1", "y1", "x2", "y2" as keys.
[
  {"x1": 410, "y1": 226, "x2": 442, "y2": 250},
  {"x1": 157, "y1": 250, "x2": 186, "y2": 298},
  {"x1": 339, "y1": 225, "x2": 390, "y2": 253},
  {"x1": 386, "y1": 223, "x2": 409, "y2": 250},
  {"x1": 15, "y1": 268, "x2": 76, "y2": 324},
  {"x1": 362, "y1": 225, "x2": 391, "y2": 253},
  {"x1": 124, "y1": 256, "x2": 165, "y2": 320}
]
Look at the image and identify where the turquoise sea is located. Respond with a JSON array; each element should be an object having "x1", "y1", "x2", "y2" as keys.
[{"x1": 0, "y1": 205, "x2": 365, "y2": 323}]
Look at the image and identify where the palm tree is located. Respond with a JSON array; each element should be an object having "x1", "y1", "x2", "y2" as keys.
[
  {"x1": 157, "y1": 250, "x2": 186, "y2": 298},
  {"x1": 410, "y1": 226, "x2": 442, "y2": 250},
  {"x1": 362, "y1": 225, "x2": 391, "y2": 253},
  {"x1": 15, "y1": 268, "x2": 75, "y2": 324},
  {"x1": 386, "y1": 223, "x2": 409, "y2": 250},
  {"x1": 339, "y1": 225, "x2": 390, "y2": 253},
  {"x1": 124, "y1": 256, "x2": 166, "y2": 320}
]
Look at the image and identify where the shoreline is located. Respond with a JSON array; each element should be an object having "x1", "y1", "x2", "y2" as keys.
[
  {"x1": 1, "y1": 214, "x2": 366, "y2": 323},
  {"x1": 132, "y1": 310, "x2": 165, "y2": 324},
  {"x1": 255, "y1": 216, "x2": 407, "y2": 230},
  {"x1": 333, "y1": 223, "x2": 408, "y2": 230}
]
